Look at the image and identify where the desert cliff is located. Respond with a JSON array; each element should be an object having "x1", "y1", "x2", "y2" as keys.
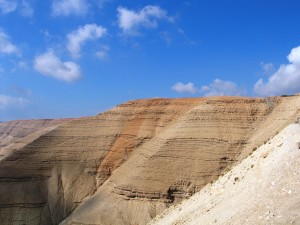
[
  {"x1": 150, "y1": 123, "x2": 300, "y2": 225},
  {"x1": 1, "y1": 95, "x2": 300, "y2": 225}
]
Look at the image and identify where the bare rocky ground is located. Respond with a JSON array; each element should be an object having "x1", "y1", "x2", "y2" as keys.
[
  {"x1": 149, "y1": 123, "x2": 300, "y2": 225},
  {"x1": 1, "y1": 95, "x2": 300, "y2": 225}
]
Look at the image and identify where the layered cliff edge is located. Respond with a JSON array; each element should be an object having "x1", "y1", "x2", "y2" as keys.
[
  {"x1": 0, "y1": 95, "x2": 300, "y2": 225},
  {"x1": 149, "y1": 123, "x2": 300, "y2": 225}
]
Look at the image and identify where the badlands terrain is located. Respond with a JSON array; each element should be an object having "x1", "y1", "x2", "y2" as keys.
[{"x1": 0, "y1": 95, "x2": 300, "y2": 225}]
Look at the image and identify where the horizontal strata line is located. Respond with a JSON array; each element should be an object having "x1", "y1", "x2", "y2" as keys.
[
  {"x1": 0, "y1": 177, "x2": 49, "y2": 182},
  {"x1": 150, "y1": 155, "x2": 236, "y2": 161},
  {"x1": 111, "y1": 187, "x2": 192, "y2": 202},
  {"x1": 0, "y1": 203, "x2": 46, "y2": 208}
]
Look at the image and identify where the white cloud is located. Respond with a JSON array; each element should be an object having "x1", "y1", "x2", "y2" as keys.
[
  {"x1": 96, "y1": 50, "x2": 107, "y2": 60},
  {"x1": 172, "y1": 82, "x2": 197, "y2": 94},
  {"x1": 0, "y1": 94, "x2": 28, "y2": 109},
  {"x1": 200, "y1": 79, "x2": 243, "y2": 96},
  {"x1": 160, "y1": 31, "x2": 172, "y2": 45},
  {"x1": 67, "y1": 24, "x2": 107, "y2": 58},
  {"x1": 19, "y1": 0, "x2": 33, "y2": 17},
  {"x1": 95, "y1": 45, "x2": 110, "y2": 61},
  {"x1": 260, "y1": 62, "x2": 274, "y2": 74},
  {"x1": 0, "y1": 0, "x2": 17, "y2": 14},
  {"x1": 10, "y1": 60, "x2": 28, "y2": 73},
  {"x1": 117, "y1": 5, "x2": 172, "y2": 35},
  {"x1": 41, "y1": 29, "x2": 52, "y2": 41},
  {"x1": 33, "y1": 50, "x2": 82, "y2": 82},
  {"x1": 254, "y1": 46, "x2": 300, "y2": 96},
  {"x1": 52, "y1": 0, "x2": 89, "y2": 17},
  {"x1": 0, "y1": 0, "x2": 33, "y2": 17},
  {"x1": 18, "y1": 60, "x2": 28, "y2": 69},
  {"x1": 0, "y1": 31, "x2": 20, "y2": 55}
]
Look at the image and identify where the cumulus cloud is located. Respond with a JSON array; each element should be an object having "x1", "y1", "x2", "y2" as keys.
[
  {"x1": 67, "y1": 24, "x2": 107, "y2": 58},
  {"x1": 117, "y1": 5, "x2": 172, "y2": 35},
  {"x1": 33, "y1": 50, "x2": 82, "y2": 82},
  {"x1": 0, "y1": 0, "x2": 17, "y2": 14},
  {"x1": 0, "y1": 30, "x2": 20, "y2": 55},
  {"x1": 0, "y1": 94, "x2": 28, "y2": 109},
  {"x1": 200, "y1": 79, "x2": 243, "y2": 96},
  {"x1": 172, "y1": 82, "x2": 197, "y2": 94},
  {"x1": 52, "y1": 0, "x2": 89, "y2": 16},
  {"x1": 254, "y1": 46, "x2": 300, "y2": 96}
]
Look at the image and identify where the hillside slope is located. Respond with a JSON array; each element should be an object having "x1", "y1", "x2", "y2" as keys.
[
  {"x1": 0, "y1": 98, "x2": 200, "y2": 225},
  {"x1": 60, "y1": 95, "x2": 300, "y2": 225},
  {"x1": 1, "y1": 95, "x2": 300, "y2": 225},
  {"x1": 0, "y1": 119, "x2": 70, "y2": 148},
  {"x1": 150, "y1": 123, "x2": 300, "y2": 225}
]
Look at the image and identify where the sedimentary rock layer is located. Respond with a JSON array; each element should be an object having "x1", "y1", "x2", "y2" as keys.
[
  {"x1": 1, "y1": 95, "x2": 300, "y2": 225},
  {"x1": 0, "y1": 119, "x2": 69, "y2": 148},
  {"x1": 149, "y1": 123, "x2": 300, "y2": 225}
]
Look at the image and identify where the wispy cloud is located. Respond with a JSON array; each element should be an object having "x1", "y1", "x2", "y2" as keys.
[
  {"x1": 52, "y1": 0, "x2": 89, "y2": 17},
  {"x1": 160, "y1": 31, "x2": 172, "y2": 45},
  {"x1": 260, "y1": 62, "x2": 274, "y2": 74},
  {"x1": 19, "y1": 0, "x2": 33, "y2": 17},
  {"x1": 117, "y1": 5, "x2": 172, "y2": 35},
  {"x1": 95, "y1": 45, "x2": 110, "y2": 61},
  {"x1": 0, "y1": 0, "x2": 17, "y2": 14},
  {"x1": 98, "y1": 0, "x2": 111, "y2": 9},
  {"x1": 254, "y1": 46, "x2": 300, "y2": 96},
  {"x1": 33, "y1": 50, "x2": 82, "y2": 82},
  {"x1": 67, "y1": 24, "x2": 107, "y2": 58},
  {"x1": 0, "y1": 30, "x2": 20, "y2": 55},
  {"x1": 17, "y1": 60, "x2": 28, "y2": 69},
  {"x1": 9, "y1": 85, "x2": 31, "y2": 98},
  {"x1": 0, "y1": 0, "x2": 33, "y2": 17},
  {"x1": 172, "y1": 82, "x2": 197, "y2": 94},
  {"x1": 200, "y1": 79, "x2": 243, "y2": 96},
  {"x1": 0, "y1": 94, "x2": 28, "y2": 109}
]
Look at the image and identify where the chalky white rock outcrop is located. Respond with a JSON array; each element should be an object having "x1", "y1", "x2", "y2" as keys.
[{"x1": 150, "y1": 123, "x2": 300, "y2": 225}]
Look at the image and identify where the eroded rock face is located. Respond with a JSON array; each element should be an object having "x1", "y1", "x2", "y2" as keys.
[
  {"x1": 0, "y1": 119, "x2": 70, "y2": 148},
  {"x1": 149, "y1": 123, "x2": 300, "y2": 225},
  {"x1": 1, "y1": 96, "x2": 300, "y2": 225}
]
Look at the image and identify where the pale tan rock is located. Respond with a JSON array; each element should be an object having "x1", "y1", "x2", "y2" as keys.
[
  {"x1": 0, "y1": 119, "x2": 70, "y2": 148},
  {"x1": 150, "y1": 124, "x2": 300, "y2": 225},
  {"x1": 0, "y1": 95, "x2": 300, "y2": 225}
]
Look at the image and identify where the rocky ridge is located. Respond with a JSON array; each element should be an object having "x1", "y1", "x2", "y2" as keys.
[{"x1": 0, "y1": 95, "x2": 300, "y2": 225}]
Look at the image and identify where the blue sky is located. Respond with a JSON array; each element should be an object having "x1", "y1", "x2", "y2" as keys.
[{"x1": 1, "y1": 0, "x2": 300, "y2": 121}]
